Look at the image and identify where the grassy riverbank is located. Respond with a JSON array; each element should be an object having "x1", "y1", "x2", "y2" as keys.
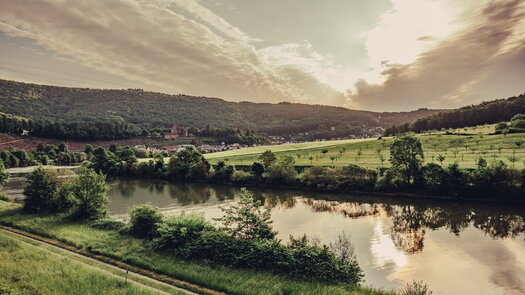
[
  {"x1": 0, "y1": 233, "x2": 158, "y2": 295},
  {"x1": 0, "y1": 200, "x2": 391, "y2": 295}
]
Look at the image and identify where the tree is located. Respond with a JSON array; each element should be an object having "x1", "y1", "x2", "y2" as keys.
[
  {"x1": 515, "y1": 140, "x2": 524, "y2": 150},
  {"x1": 258, "y1": 150, "x2": 277, "y2": 168},
  {"x1": 436, "y1": 154, "x2": 445, "y2": 166},
  {"x1": 70, "y1": 166, "x2": 109, "y2": 220},
  {"x1": 0, "y1": 160, "x2": 8, "y2": 187},
  {"x1": 309, "y1": 156, "x2": 313, "y2": 164},
  {"x1": 215, "y1": 188, "x2": 276, "y2": 240},
  {"x1": 109, "y1": 144, "x2": 118, "y2": 154},
  {"x1": 508, "y1": 156, "x2": 519, "y2": 168},
  {"x1": 23, "y1": 166, "x2": 59, "y2": 212},
  {"x1": 379, "y1": 154, "x2": 386, "y2": 166},
  {"x1": 251, "y1": 162, "x2": 265, "y2": 179},
  {"x1": 84, "y1": 144, "x2": 94, "y2": 155},
  {"x1": 330, "y1": 155, "x2": 336, "y2": 163},
  {"x1": 168, "y1": 147, "x2": 210, "y2": 180},
  {"x1": 389, "y1": 134, "x2": 425, "y2": 184},
  {"x1": 129, "y1": 203, "x2": 164, "y2": 238},
  {"x1": 57, "y1": 142, "x2": 68, "y2": 153},
  {"x1": 321, "y1": 148, "x2": 329, "y2": 156}
]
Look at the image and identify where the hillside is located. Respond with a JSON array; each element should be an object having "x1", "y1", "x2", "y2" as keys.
[
  {"x1": 0, "y1": 79, "x2": 439, "y2": 139},
  {"x1": 385, "y1": 93, "x2": 525, "y2": 135}
]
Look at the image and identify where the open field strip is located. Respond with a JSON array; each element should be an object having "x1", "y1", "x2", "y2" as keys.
[
  {"x1": 204, "y1": 138, "x2": 376, "y2": 159},
  {"x1": 204, "y1": 132, "x2": 525, "y2": 169},
  {"x1": 0, "y1": 227, "x2": 195, "y2": 295}
]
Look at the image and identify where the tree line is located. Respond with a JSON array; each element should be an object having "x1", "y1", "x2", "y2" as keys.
[
  {"x1": 385, "y1": 93, "x2": 525, "y2": 135},
  {"x1": 87, "y1": 135, "x2": 525, "y2": 201},
  {"x1": 0, "y1": 112, "x2": 140, "y2": 140}
]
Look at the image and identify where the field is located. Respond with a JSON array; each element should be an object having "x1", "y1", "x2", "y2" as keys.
[
  {"x1": 205, "y1": 126, "x2": 525, "y2": 170},
  {"x1": 0, "y1": 233, "x2": 158, "y2": 295}
]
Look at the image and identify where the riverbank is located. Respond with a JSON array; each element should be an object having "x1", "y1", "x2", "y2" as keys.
[{"x1": 0, "y1": 200, "x2": 392, "y2": 295}]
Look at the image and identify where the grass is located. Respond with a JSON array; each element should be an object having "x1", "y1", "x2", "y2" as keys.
[
  {"x1": 203, "y1": 127, "x2": 525, "y2": 170},
  {"x1": 0, "y1": 200, "x2": 392, "y2": 295},
  {"x1": 0, "y1": 233, "x2": 158, "y2": 295}
]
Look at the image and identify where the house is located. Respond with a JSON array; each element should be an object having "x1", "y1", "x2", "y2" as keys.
[{"x1": 164, "y1": 124, "x2": 189, "y2": 139}]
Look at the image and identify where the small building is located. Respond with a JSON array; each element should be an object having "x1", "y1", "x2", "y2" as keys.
[{"x1": 164, "y1": 124, "x2": 189, "y2": 139}]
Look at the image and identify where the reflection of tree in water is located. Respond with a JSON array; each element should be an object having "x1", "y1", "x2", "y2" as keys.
[
  {"x1": 302, "y1": 199, "x2": 380, "y2": 218},
  {"x1": 167, "y1": 183, "x2": 212, "y2": 205},
  {"x1": 300, "y1": 196, "x2": 525, "y2": 253},
  {"x1": 385, "y1": 204, "x2": 525, "y2": 253},
  {"x1": 259, "y1": 191, "x2": 297, "y2": 209},
  {"x1": 212, "y1": 186, "x2": 237, "y2": 201},
  {"x1": 390, "y1": 206, "x2": 427, "y2": 253},
  {"x1": 114, "y1": 179, "x2": 138, "y2": 198}
]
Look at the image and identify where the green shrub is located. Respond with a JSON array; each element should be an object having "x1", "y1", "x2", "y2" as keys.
[
  {"x1": 128, "y1": 203, "x2": 164, "y2": 238},
  {"x1": 89, "y1": 218, "x2": 126, "y2": 231},
  {"x1": 152, "y1": 212, "x2": 214, "y2": 251},
  {"x1": 0, "y1": 193, "x2": 14, "y2": 202},
  {"x1": 23, "y1": 166, "x2": 59, "y2": 213}
]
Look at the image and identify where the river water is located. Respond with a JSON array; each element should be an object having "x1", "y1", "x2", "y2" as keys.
[{"x1": 3, "y1": 169, "x2": 525, "y2": 294}]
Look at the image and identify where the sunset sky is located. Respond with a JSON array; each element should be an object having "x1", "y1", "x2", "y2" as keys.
[{"x1": 0, "y1": 0, "x2": 523, "y2": 111}]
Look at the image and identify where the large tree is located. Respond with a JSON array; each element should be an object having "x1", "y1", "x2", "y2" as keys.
[
  {"x1": 23, "y1": 166, "x2": 59, "y2": 212},
  {"x1": 389, "y1": 134, "x2": 425, "y2": 184},
  {"x1": 70, "y1": 166, "x2": 109, "y2": 220}
]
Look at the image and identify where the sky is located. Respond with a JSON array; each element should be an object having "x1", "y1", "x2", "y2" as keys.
[{"x1": 0, "y1": 0, "x2": 524, "y2": 111}]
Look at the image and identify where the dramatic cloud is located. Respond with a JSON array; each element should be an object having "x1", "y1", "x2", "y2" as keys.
[
  {"x1": 348, "y1": 0, "x2": 525, "y2": 110},
  {"x1": 0, "y1": 0, "x2": 523, "y2": 110},
  {"x1": 0, "y1": 0, "x2": 344, "y2": 104}
]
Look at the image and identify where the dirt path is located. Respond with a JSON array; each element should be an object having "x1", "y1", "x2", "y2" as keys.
[{"x1": 0, "y1": 227, "x2": 202, "y2": 295}]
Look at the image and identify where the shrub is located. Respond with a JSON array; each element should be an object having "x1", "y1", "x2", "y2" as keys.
[
  {"x1": 230, "y1": 170, "x2": 253, "y2": 184},
  {"x1": 23, "y1": 166, "x2": 59, "y2": 213},
  {"x1": 216, "y1": 188, "x2": 276, "y2": 240},
  {"x1": 0, "y1": 193, "x2": 14, "y2": 202},
  {"x1": 89, "y1": 218, "x2": 126, "y2": 231},
  {"x1": 399, "y1": 280, "x2": 433, "y2": 295},
  {"x1": 0, "y1": 159, "x2": 8, "y2": 187},
  {"x1": 128, "y1": 203, "x2": 164, "y2": 238},
  {"x1": 152, "y1": 212, "x2": 214, "y2": 252}
]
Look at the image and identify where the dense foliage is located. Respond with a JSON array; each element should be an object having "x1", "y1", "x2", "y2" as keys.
[
  {"x1": 0, "y1": 79, "x2": 438, "y2": 140},
  {"x1": 0, "y1": 111, "x2": 139, "y2": 140},
  {"x1": 385, "y1": 93, "x2": 525, "y2": 135},
  {"x1": 1, "y1": 143, "x2": 87, "y2": 168},
  {"x1": 149, "y1": 190, "x2": 363, "y2": 284},
  {"x1": 87, "y1": 139, "x2": 525, "y2": 200},
  {"x1": 22, "y1": 166, "x2": 110, "y2": 219}
]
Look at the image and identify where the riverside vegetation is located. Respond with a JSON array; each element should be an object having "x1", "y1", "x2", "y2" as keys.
[
  {"x1": 79, "y1": 133, "x2": 525, "y2": 201},
  {"x1": 0, "y1": 160, "x2": 434, "y2": 295}
]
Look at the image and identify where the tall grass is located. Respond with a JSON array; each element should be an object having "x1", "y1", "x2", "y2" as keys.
[{"x1": 0, "y1": 234, "x2": 156, "y2": 295}]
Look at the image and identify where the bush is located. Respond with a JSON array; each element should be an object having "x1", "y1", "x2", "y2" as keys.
[
  {"x1": 399, "y1": 280, "x2": 433, "y2": 295},
  {"x1": 89, "y1": 218, "x2": 126, "y2": 231},
  {"x1": 152, "y1": 212, "x2": 214, "y2": 252},
  {"x1": 128, "y1": 203, "x2": 164, "y2": 238},
  {"x1": 23, "y1": 166, "x2": 59, "y2": 213},
  {"x1": 230, "y1": 170, "x2": 253, "y2": 184},
  {"x1": 0, "y1": 193, "x2": 14, "y2": 202}
]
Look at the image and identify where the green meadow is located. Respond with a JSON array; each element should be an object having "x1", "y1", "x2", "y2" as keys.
[
  {"x1": 205, "y1": 126, "x2": 525, "y2": 170},
  {"x1": 0, "y1": 233, "x2": 157, "y2": 295}
]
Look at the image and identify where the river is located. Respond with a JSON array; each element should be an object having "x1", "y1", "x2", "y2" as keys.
[{"x1": 3, "y1": 168, "x2": 525, "y2": 294}]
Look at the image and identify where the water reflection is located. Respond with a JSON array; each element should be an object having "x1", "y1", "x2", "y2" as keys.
[{"x1": 3, "y1": 176, "x2": 525, "y2": 294}]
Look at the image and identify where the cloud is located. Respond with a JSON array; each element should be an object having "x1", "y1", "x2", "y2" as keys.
[
  {"x1": 0, "y1": 0, "x2": 344, "y2": 104},
  {"x1": 347, "y1": 0, "x2": 525, "y2": 111}
]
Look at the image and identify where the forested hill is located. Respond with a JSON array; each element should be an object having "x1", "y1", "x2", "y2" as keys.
[
  {"x1": 0, "y1": 79, "x2": 439, "y2": 138},
  {"x1": 385, "y1": 93, "x2": 525, "y2": 135}
]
